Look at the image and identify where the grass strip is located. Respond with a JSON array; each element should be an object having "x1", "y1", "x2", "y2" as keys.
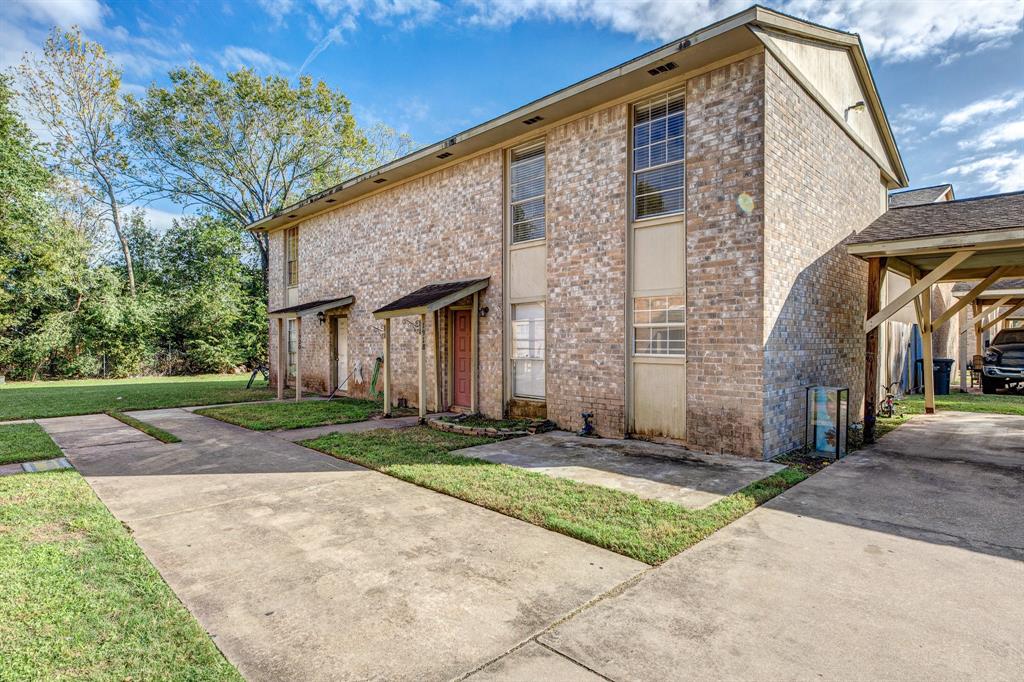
[
  {"x1": 0, "y1": 423, "x2": 63, "y2": 465},
  {"x1": 0, "y1": 470, "x2": 241, "y2": 680},
  {"x1": 0, "y1": 374, "x2": 281, "y2": 421},
  {"x1": 196, "y1": 397, "x2": 383, "y2": 431},
  {"x1": 106, "y1": 411, "x2": 181, "y2": 443},
  {"x1": 304, "y1": 427, "x2": 807, "y2": 565}
]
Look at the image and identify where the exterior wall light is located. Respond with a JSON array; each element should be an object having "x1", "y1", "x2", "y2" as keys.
[
  {"x1": 316, "y1": 311, "x2": 326, "y2": 325},
  {"x1": 478, "y1": 306, "x2": 489, "y2": 318},
  {"x1": 843, "y1": 100, "x2": 866, "y2": 122}
]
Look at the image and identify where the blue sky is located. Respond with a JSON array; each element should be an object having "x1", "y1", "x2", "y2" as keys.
[{"x1": 3, "y1": 0, "x2": 1023, "y2": 229}]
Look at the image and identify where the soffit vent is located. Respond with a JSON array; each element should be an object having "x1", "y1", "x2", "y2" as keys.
[
  {"x1": 436, "y1": 151, "x2": 453, "y2": 159},
  {"x1": 287, "y1": 214, "x2": 297, "y2": 218},
  {"x1": 522, "y1": 115, "x2": 544, "y2": 125},
  {"x1": 324, "y1": 198, "x2": 336, "y2": 203},
  {"x1": 373, "y1": 178, "x2": 387, "y2": 184},
  {"x1": 647, "y1": 61, "x2": 678, "y2": 76}
]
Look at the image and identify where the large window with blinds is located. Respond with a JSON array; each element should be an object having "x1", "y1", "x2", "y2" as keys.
[
  {"x1": 285, "y1": 227, "x2": 299, "y2": 288},
  {"x1": 632, "y1": 89, "x2": 684, "y2": 220},
  {"x1": 509, "y1": 141, "x2": 546, "y2": 243}
]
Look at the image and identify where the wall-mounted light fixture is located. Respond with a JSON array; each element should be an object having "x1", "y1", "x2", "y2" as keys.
[
  {"x1": 843, "y1": 100, "x2": 866, "y2": 122},
  {"x1": 316, "y1": 311, "x2": 326, "y2": 325},
  {"x1": 478, "y1": 306, "x2": 489, "y2": 318}
]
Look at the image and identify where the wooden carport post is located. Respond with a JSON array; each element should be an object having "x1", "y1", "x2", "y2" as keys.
[
  {"x1": 276, "y1": 317, "x2": 285, "y2": 400},
  {"x1": 864, "y1": 257, "x2": 887, "y2": 444},
  {"x1": 418, "y1": 313, "x2": 427, "y2": 423},
  {"x1": 920, "y1": 285, "x2": 935, "y2": 414},
  {"x1": 383, "y1": 317, "x2": 392, "y2": 417}
]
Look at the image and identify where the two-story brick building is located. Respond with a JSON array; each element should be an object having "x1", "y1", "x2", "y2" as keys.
[{"x1": 250, "y1": 6, "x2": 908, "y2": 459}]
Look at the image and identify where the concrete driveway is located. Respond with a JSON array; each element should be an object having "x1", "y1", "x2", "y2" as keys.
[
  {"x1": 532, "y1": 411, "x2": 1024, "y2": 681},
  {"x1": 40, "y1": 410, "x2": 644, "y2": 681}
]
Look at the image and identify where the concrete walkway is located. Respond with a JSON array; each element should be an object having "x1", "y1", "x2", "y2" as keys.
[
  {"x1": 453, "y1": 430, "x2": 783, "y2": 508},
  {"x1": 524, "y1": 412, "x2": 1024, "y2": 681},
  {"x1": 37, "y1": 409, "x2": 644, "y2": 681}
]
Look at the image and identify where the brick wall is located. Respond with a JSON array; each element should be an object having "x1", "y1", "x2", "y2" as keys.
[
  {"x1": 545, "y1": 105, "x2": 629, "y2": 436},
  {"x1": 684, "y1": 53, "x2": 767, "y2": 458},
  {"x1": 269, "y1": 151, "x2": 505, "y2": 416},
  {"x1": 762, "y1": 52, "x2": 885, "y2": 457}
]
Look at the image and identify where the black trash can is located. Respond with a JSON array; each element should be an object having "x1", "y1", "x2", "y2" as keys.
[{"x1": 915, "y1": 357, "x2": 955, "y2": 395}]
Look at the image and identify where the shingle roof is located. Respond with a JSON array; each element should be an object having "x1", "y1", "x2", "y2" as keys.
[
  {"x1": 953, "y1": 278, "x2": 1024, "y2": 294},
  {"x1": 849, "y1": 191, "x2": 1024, "y2": 245},
  {"x1": 373, "y1": 278, "x2": 489, "y2": 316},
  {"x1": 269, "y1": 296, "x2": 353, "y2": 315},
  {"x1": 888, "y1": 184, "x2": 952, "y2": 208}
]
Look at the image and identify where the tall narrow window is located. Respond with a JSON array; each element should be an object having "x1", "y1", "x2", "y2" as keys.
[
  {"x1": 512, "y1": 302, "x2": 545, "y2": 398},
  {"x1": 285, "y1": 227, "x2": 299, "y2": 287},
  {"x1": 633, "y1": 296, "x2": 685, "y2": 356},
  {"x1": 509, "y1": 142, "x2": 545, "y2": 243},
  {"x1": 287, "y1": 318, "x2": 297, "y2": 382},
  {"x1": 632, "y1": 89, "x2": 684, "y2": 219}
]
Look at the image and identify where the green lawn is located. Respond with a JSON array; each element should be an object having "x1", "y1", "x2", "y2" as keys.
[
  {"x1": 0, "y1": 423, "x2": 62, "y2": 465},
  {"x1": 898, "y1": 392, "x2": 1024, "y2": 416},
  {"x1": 196, "y1": 396, "x2": 384, "y2": 431},
  {"x1": 107, "y1": 411, "x2": 181, "y2": 443},
  {"x1": 304, "y1": 427, "x2": 807, "y2": 565},
  {"x1": 0, "y1": 374, "x2": 280, "y2": 421},
  {"x1": 0, "y1": 470, "x2": 241, "y2": 681}
]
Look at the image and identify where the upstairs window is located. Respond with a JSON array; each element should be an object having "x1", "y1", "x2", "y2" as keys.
[
  {"x1": 632, "y1": 89, "x2": 684, "y2": 220},
  {"x1": 285, "y1": 227, "x2": 299, "y2": 287},
  {"x1": 510, "y1": 141, "x2": 546, "y2": 243}
]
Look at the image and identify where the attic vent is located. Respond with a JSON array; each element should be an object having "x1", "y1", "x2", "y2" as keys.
[
  {"x1": 647, "y1": 61, "x2": 678, "y2": 76},
  {"x1": 373, "y1": 178, "x2": 387, "y2": 184},
  {"x1": 324, "y1": 198, "x2": 336, "y2": 203},
  {"x1": 436, "y1": 151, "x2": 453, "y2": 159},
  {"x1": 522, "y1": 115, "x2": 544, "y2": 125},
  {"x1": 287, "y1": 214, "x2": 297, "y2": 218}
]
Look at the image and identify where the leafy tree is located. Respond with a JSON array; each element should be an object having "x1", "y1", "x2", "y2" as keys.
[
  {"x1": 127, "y1": 66, "x2": 409, "y2": 275},
  {"x1": 18, "y1": 27, "x2": 139, "y2": 295},
  {"x1": 0, "y1": 75, "x2": 88, "y2": 379}
]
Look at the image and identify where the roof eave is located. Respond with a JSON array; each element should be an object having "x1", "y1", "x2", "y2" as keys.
[{"x1": 847, "y1": 228, "x2": 1024, "y2": 258}]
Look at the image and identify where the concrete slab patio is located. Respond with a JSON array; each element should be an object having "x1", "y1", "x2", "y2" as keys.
[
  {"x1": 453, "y1": 430, "x2": 784, "y2": 507},
  {"x1": 37, "y1": 409, "x2": 644, "y2": 681},
  {"x1": 536, "y1": 411, "x2": 1024, "y2": 680}
]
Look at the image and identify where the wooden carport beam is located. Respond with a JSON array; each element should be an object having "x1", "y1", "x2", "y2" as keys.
[
  {"x1": 977, "y1": 296, "x2": 1012, "y2": 327},
  {"x1": 863, "y1": 250, "x2": 975, "y2": 334},
  {"x1": 981, "y1": 301, "x2": 1024, "y2": 333},
  {"x1": 932, "y1": 267, "x2": 1012, "y2": 330}
]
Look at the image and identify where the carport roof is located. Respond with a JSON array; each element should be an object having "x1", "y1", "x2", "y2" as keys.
[{"x1": 849, "y1": 192, "x2": 1024, "y2": 246}]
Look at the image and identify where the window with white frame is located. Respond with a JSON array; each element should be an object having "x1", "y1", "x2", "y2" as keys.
[
  {"x1": 509, "y1": 142, "x2": 546, "y2": 243},
  {"x1": 287, "y1": 318, "x2": 297, "y2": 382},
  {"x1": 285, "y1": 227, "x2": 299, "y2": 288},
  {"x1": 512, "y1": 302, "x2": 545, "y2": 398},
  {"x1": 633, "y1": 295, "x2": 685, "y2": 356},
  {"x1": 632, "y1": 89, "x2": 684, "y2": 220}
]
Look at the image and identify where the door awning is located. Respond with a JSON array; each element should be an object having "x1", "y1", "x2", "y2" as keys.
[
  {"x1": 373, "y1": 278, "x2": 489, "y2": 319},
  {"x1": 269, "y1": 295, "x2": 354, "y2": 319}
]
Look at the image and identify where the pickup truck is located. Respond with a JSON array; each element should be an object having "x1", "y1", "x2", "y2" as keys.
[{"x1": 982, "y1": 328, "x2": 1024, "y2": 394}]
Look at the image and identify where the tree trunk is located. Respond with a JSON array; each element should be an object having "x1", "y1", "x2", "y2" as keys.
[{"x1": 105, "y1": 185, "x2": 136, "y2": 297}]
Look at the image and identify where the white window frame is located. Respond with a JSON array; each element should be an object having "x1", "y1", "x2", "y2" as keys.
[
  {"x1": 632, "y1": 88, "x2": 685, "y2": 221},
  {"x1": 285, "y1": 226, "x2": 299, "y2": 289},
  {"x1": 511, "y1": 301, "x2": 545, "y2": 399},
  {"x1": 632, "y1": 295, "x2": 685, "y2": 357},
  {"x1": 509, "y1": 140, "x2": 546, "y2": 244}
]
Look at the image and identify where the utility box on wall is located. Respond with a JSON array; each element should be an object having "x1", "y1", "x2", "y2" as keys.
[{"x1": 805, "y1": 386, "x2": 850, "y2": 459}]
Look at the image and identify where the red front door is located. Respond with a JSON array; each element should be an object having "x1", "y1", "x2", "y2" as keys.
[{"x1": 452, "y1": 309, "x2": 472, "y2": 407}]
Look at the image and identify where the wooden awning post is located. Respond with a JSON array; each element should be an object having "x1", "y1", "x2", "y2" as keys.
[
  {"x1": 418, "y1": 313, "x2": 427, "y2": 422},
  {"x1": 276, "y1": 317, "x2": 285, "y2": 400},
  {"x1": 294, "y1": 315, "x2": 302, "y2": 402},
  {"x1": 383, "y1": 317, "x2": 392, "y2": 417},
  {"x1": 864, "y1": 256, "x2": 887, "y2": 444},
  {"x1": 921, "y1": 284, "x2": 935, "y2": 414},
  {"x1": 471, "y1": 292, "x2": 480, "y2": 414}
]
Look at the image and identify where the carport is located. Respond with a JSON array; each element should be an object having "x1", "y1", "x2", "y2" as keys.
[
  {"x1": 953, "y1": 277, "x2": 1024, "y2": 367},
  {"x1": 847, "y1": 192, "x2": 1024, "y2": 442}
]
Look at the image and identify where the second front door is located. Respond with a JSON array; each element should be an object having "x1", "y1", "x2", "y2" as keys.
[{"x1": 452, "y1": 309, "x2": 471, "y2": 407}]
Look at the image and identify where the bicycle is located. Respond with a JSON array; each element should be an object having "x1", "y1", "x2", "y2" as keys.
[{"x1": 878, "y1": 381, "x2": 900, "y2": 418}]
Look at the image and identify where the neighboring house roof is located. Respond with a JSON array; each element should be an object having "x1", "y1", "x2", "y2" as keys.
[
  {"x1": 888, "y1": 184, "x2": 953, "y2": 208},
  {"x1": 373, "y1": 278, "x2": 490, "y2": 318},
  {"x1": 849, "y1": 192, "x2": 1024, "y2": 245},
  {"x1": 249, "y1": 4, "x2": 907, "y2": 234},
  {"x1": 953, "y1": 278, "x2": 1024, "y2": 294}
]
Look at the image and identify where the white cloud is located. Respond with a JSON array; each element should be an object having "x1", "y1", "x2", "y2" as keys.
[
  {"x1": 959, "y1": 119, "x2": 1024, "y2": 151},
  {"x1": 463, "y1": 0, "x2": 1024, "y2": 64},
  {"x1": 938, "y1": 91, "x2": 1024, "y2": 132},
  {"x1": 218, "y1": 45, "x2": 291, "y2": 73},
  {"x1": 945, "y1": 151, "x2": 1024, "y2": 193},
  {"x1": 256, "y1": 0, "x2": 295, "y2": 25},
  {"x1": 7, "y1": 0, "x2": 106, "y2": 30},
  {"x1": 133, "y1": 205, "x2": 188, "y2": 233}
]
